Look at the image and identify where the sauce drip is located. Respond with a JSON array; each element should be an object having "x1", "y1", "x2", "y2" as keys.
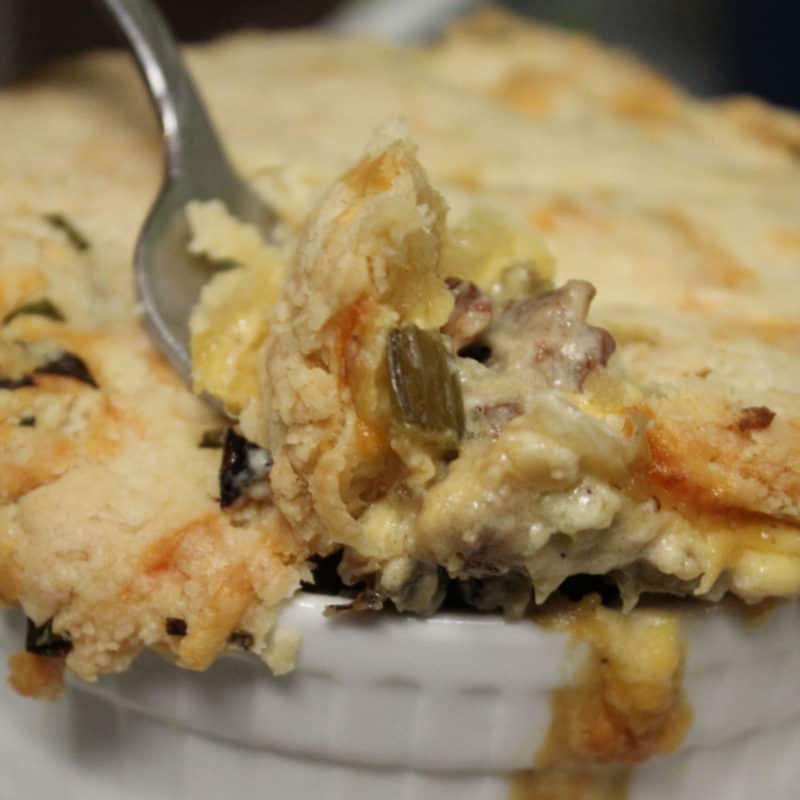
[{"x1": 510, "y1": 596, "x2": 692, "y2": 800}]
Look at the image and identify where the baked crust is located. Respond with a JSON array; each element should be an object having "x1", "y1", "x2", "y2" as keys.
[{"x1": 2, "y1": 8, "x2": 800, "y2": 691}]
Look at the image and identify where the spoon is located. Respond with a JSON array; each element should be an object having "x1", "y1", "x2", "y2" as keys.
[{"x1": 101, "y1": 0, "x2": 276, "y2": 384}]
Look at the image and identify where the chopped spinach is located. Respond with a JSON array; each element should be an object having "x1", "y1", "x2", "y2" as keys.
[
  {"x1": 1, "y1": 350, "x2": 98, "y2": 391},
  {"x1": 3, "y1": 299, "x2": 65, "y2": 325},
  {"x1": 0, "y1": 375, "x2": 35, "y2": 390},
  {"x1": 25, "y1": 618, "x2": 72, "y2": 657},
  {"x1": 35, "y1": 352, "x2": 98, "y2": 388},
  {"x1": 214, "y1": 258, "x2": 243, "y2": 272},
  {"x1": 198, "y1": 428, "x2": 226, "y2": 449},
  {"x1": 219, "y1": 429, "x2": 272, "y2": 508},
  {"x1": 165, "y1": 617, "x2": 188, "y2": 637},
  {"x1": 44, "y1": 213, "x2": 90, "y2": 252}
]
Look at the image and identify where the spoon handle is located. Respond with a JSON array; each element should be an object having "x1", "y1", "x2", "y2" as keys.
[{"x1": 100, "y1": 0, "x2": 236, "y2": 187}]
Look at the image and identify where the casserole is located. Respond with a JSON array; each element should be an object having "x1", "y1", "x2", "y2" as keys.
[{"x1": 2, "y1": 9, "x2": 800, "y2": 798}]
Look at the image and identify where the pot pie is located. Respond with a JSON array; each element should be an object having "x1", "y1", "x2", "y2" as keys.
[{"x1": 1, "y1": 6, "x2": 799, "y2": 791}]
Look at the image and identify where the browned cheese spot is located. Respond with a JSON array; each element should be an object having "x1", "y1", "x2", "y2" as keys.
[
  {"x1": 492, "y1": 67, "x2": 566, "y2": 116},
  {"x1": 611, "y1": 75, "x2": 680, "y2": 122},
  {"x1": 654, "y1": 209, "x2": 755, "y2": 291},
  {"x1": 343, "y1": 150, "x2": 399, "y2": 196}
]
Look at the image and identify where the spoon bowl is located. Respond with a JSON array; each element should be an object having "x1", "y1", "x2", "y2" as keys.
[{"x1": 102, "y1": 0, "x2": 276, "y2": 383}]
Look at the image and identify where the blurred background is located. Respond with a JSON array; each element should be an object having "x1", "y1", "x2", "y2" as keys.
[{"x1": 0, "y1": 0, "x2": 797, "y2": 108}]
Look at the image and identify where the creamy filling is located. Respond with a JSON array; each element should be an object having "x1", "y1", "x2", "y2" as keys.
[{"x1": 338, "y1": 275, "x2": 642, "y2": 615}]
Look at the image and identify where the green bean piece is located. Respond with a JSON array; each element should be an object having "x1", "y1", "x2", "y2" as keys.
[{"x1": 387, "y1": 325, "x2": 465, "y2": 453}]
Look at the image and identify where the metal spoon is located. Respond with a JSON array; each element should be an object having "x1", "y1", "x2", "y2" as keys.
[{"x1": 101, "y1": 0, "x2": 276, "y2": 384}]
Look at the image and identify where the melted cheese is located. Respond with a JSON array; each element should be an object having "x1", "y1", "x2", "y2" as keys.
[
  {"x1": 187, "y1": 200, "x2": 289, "y2": 414},
  {"x1": 2, "y1": 4, "x2": 800, "y2": 706},
  {"x1": 511, "y1": 597, "x2": 691, "y2": 799}
]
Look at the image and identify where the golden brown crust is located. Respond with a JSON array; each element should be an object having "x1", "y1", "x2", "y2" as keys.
[
  {"x1": 436, "y1": 6, "x2": 686, "y2": 127},
  {"x1": 0, "y1": 216, "x2": 306, "y2": 684},
  {"x1": 3, "y1": 7, "x2": 800, "y2": 694},
  {"x1": 720, "y1": 95, "x2": 800, "y2": 158}
]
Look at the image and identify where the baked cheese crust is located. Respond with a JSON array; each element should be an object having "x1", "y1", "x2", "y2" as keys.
[{"x1": 1, "y1": 8, "x2": 800, "y2": 696}]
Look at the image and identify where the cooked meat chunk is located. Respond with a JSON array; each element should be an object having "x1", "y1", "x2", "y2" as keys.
[
  {"x1": 488, "y1": 280, "x2": 616, "y2": 390},
  {"x1": 442, "y1": 277, "x2": 493, "y2": 352}
]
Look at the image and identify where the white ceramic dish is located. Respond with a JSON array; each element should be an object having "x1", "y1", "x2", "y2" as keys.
[{"x1": 2, "y1": 594, "x2": 800, "y2": 799}]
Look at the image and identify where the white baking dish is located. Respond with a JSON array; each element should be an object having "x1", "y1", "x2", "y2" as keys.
[{"x1": 2, "y1": 594, "x2": 800, "y2": 799}]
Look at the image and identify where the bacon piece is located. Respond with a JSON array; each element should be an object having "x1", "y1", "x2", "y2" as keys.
[{"x1": 736, "y1": 406, "x2": 775, "y2": 433}]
